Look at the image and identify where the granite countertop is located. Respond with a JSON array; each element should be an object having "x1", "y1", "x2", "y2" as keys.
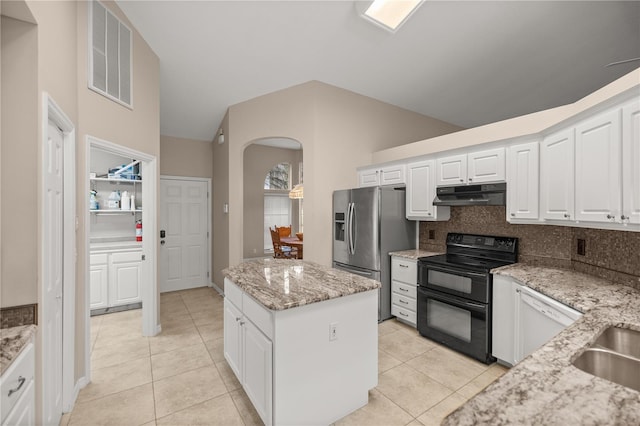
[
  {"x1": 223, "y1": 259, "x2": 381, "y2": 311},
  {"x1": 1, "y1": 325, "x2": 37, "y2": 376},
  {"x1": 444, "y1": 264, "x2": 640, "y2": 425},
  {"x1": 388, "y1": 249, "x2": 442, "y2": 260}
]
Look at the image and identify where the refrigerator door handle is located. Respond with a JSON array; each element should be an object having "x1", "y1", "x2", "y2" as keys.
[
  {"x1": 351, "y1": 202, "x2": 357, "y2": 255},
  {"x1": 348, "y1": 202, "x2": 356, "y2": 255}
]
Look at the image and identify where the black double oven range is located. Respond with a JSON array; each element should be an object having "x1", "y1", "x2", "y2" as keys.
[{"x1": 417, "y1": 233, "x2": 518, "y2": 364}]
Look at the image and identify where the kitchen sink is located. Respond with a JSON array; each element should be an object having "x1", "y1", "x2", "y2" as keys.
[
  {"x1": 592, "y1": 326, "x2": 640, "y2": 358},
  {"x1": 573, "y1": 326, "x2": 640, "y2": 392}
]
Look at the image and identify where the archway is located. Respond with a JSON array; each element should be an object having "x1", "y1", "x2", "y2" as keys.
[{"x1": 242, "y1": 138, "x2": 303, "y2": 259}]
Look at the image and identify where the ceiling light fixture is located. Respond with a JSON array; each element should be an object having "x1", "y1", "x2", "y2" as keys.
[{"x1": 359, "y1": 0, "x2": 424, "y2": 33}]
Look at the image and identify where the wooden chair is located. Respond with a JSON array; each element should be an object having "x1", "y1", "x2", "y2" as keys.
[
  {"x1": 275, "y1": 225, "x2": 292, "y2": 238},
  {"x1": 270, "y1": 227, "x2": 298, "y2": 259}
]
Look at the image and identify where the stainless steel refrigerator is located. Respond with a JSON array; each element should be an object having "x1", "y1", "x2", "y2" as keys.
[{"x1": 333, "y1": 186, "x2": 416, "y2": 321}]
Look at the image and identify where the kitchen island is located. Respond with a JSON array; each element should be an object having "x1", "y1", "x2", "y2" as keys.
[
  {"x1": 223, "y1": 259, "x2": 380, "y2": 426},
  {"x1": 443, "y1": 264, "x2": 640, "y2": 425}
]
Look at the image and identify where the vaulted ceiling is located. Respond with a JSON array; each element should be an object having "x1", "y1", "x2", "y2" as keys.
[{"x1": 116, "y1": 1, "x2": 640, "y2": 142}]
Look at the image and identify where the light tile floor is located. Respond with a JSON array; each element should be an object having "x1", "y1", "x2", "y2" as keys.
[{"x1": 61, "y1": 287, "x2": 508, "y2": 426}]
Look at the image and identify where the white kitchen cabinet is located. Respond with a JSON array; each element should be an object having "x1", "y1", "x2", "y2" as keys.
[
  {"x1": 574, "y1": 109, "x2": 621, "y2": 222},
  {"x1": 90, "y1": 248, "x2": 142, "y2": 312},
  {"x1": 109, "y1": 251, "x2": 143, "y2": 307},
  {"x1": 622, "y1": 99, "x2": 640, "y2": 224},
  {"x1": 1, "y1": 340, "x2": 35, "y2": 426},
  {"x1": 406, "y1": 159, "x2": 450, "y2": 221},
  {"x1": 224, "y1": 281, "x2": 273, "y2": 426},
  {"x1": 243, "y1": 319, "x2": 273, "y2": 423},
  {"x1": 390, "y1": 256, "x2": 418, "y2": 327},
  {"x1": 89, "y1": 254, "x2": 109, "y2": 310},
  {"x1": 358, "y1": 164, "x2": 405, "y2": 187},
  {"x1": 436, "y1": 147, "x2": 505, "y2": 186},
  {"x1": 507, "y1": 141, "x2": 539, "y2": 221},
  {"x1": 540, "y1": 128, "x2": 575, "y2": 221}
]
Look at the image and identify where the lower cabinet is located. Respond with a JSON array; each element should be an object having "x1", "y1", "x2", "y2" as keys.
[
  {"x1": 390, "y1": 256, "x2": 418, "y2": 327},
  {"x1": 223, "y1": 278, "x2": 378, "y2": 426},
  {"x1": 1, "y1": 340, "x2": 35, "y2": 426},
  {"x1": 90, "y1": 249, "x2": 142, "y2": 310},
  {"x1": 224, "y1": 281, "x2": 273, "y2": 425}
]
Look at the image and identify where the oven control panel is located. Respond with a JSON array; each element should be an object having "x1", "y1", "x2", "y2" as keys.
[{"x1": 446, "y1": 233, "x2": 517, "y2": 253}]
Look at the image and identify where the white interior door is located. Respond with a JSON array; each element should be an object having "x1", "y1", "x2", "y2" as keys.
[
  {"x1": 43, "y1": 121, "x2": 64, "y2": 425},
  {"x1": 160, "y1": 178, "x2": 209, "y2": 292}
]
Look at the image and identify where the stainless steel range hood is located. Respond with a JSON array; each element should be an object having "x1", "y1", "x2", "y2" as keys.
[{"x1": 433, "y1": 182, "x2": 506, "y2": 206}]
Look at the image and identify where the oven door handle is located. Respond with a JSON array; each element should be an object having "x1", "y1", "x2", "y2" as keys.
[
  {"x1": 423, "y1": 264, "x2": 487, "y2": 279},
  {"x1": 419, "y1": 287, "x2": 487, "y2": 313}
]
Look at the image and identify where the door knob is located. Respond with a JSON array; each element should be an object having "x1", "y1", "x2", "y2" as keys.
[{"x1": 161, "y1": 240, "x2": 165, "y2": 245}]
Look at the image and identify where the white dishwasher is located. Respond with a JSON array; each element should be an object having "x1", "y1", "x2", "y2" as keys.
[{"x1": 515, "y1": 285, "x2": 582, "y2": 362}]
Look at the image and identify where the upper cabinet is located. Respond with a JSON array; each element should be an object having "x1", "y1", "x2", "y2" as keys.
[
  {"x1": 622, "y1": 99, "x2": 640, "y2": 224},
  {"x1": 436, "y1": 147, "x2": 505, "y2": 186},
  {"x1": 574, "y1": 109, "x2": 621, "y2": 222},
  {"x1": 506, "y1": 141, "x2": 539, "y2": 221},
  {"x1": 406, "y1": 159, "x2": 450, "y2": 221},
  {"x1": 540, "y1": 128, "x2": 575, "y2": 221},
  {"x1": 358, "y1": 164, "x2": 406, "y2": 187}
]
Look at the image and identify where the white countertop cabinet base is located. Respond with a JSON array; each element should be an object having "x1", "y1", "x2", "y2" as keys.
[
  {"x1": 224, "y1": 278, "x2": 378, "y2": 426},
  {"x1": 390, "y1": 256, "x2": 418, "y2": 327},
  {"x1": 1, "y1": 341, "x2": 35, "y2": 426},
  {"x1": 90, "y1": 248, "x2": 142, "y2": 311}
]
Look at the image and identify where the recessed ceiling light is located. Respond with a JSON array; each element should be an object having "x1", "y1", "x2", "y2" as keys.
[{"x1": 360, "y1": 0, "x2": 424, "y2": 33}]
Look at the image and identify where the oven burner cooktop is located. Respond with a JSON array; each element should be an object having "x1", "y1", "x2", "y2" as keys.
[{"x1": 418, "y1": 232, "x2": 519, "y2": 272}]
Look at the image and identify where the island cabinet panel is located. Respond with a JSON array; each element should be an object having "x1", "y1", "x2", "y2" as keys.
[{"x1": 223, "y1": 277, "x2": 378, "y2": 426}]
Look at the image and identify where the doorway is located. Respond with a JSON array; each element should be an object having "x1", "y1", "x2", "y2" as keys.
[
  {"x1": 242, "y1": 138, "x2": 303, "y2": 260},
  {"x1": 42, "y1": 94, "x2": 76, "y2": 423},
  {"x1": 85, "y1": 136, "x2": 159, "y2": 369},
  {"x1": 159, "y1": 176, "x2": 211, "y2": 293}
]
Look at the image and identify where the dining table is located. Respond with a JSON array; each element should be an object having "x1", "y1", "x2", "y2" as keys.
[{"x1": 280, "y1": 236, "x2": 303, "y2": 259}]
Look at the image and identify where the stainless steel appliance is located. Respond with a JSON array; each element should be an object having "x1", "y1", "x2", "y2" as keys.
[
  {"x1": 432, "y1": 182, "x2": 506, "y2": 206},
  {"x1": 417, "y1": 233, "x2": 518, "y2": 363},
  {"x1": 333, "y1": 186, "x2": 416, "y2": 321}
]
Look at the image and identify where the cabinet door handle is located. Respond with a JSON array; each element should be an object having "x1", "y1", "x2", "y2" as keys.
[
  {"x1": 399, "y1": 288, "x2": 409, "y2": 292},
  {"x1": 239, "y1": 321, "x2": 245, "y2": 326},
  {"x1": 606, "y1": 214, "x2": 615, "y2": 220},
  {"x1": 399, "y1": 299, "x2": 409, "y2": 304},
  {"x1": 398, "y1": 311, "x2": 409, "y2": 317},
  {"x1": 399, "y1": 264, "x2": 409, "y2": 268},
  {"x1": 510, "y1": 213, "x2": 515, "y2": 217},
  {"x1": 621, "y1": 215, "x2": 629, "y2": 220},
  {"x1": 235, "y1": 317, "x2": 241, "y2": 322},
  {"x1": 459, "y1": 179, "x2": 464, "y2": 182},
  {"x1": 468, "y1": 178, "x2": 473, "y2": 182},
  {"x1": 564, "y1": 214, "x2": 571, "y2": 219},
  {"x1": 8, "y1": 376, "x2": 26, "y2": 397}
]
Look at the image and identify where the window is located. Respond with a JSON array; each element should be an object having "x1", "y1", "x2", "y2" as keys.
[
  {"x1": 264, "y1": 163, "x2": 292, "y2": 251},
  {"x1": 89, "y1": 1, "x2": 132, "y2": 107}
]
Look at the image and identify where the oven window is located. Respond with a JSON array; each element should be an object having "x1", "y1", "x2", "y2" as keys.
[
  {"x1": 427, "y1": 299, "x2": 471, "y2": 342},
  {"x1": 428, "y1": 269, "x2": 472, "y2": 294}
]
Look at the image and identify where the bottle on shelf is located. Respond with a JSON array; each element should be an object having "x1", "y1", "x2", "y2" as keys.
[
  {"x1": 121, "y1": 191, "x2": 131, "y2": 210},
  {"x1": 107, "y1": 190, "x2": 121, "y2": 209},
  {"x1": 90, "y1": 190, "x2": 99, "y2": 210}
]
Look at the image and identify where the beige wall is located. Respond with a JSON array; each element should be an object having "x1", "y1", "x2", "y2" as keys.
[
  {"x1": 243, "y1": 144, "x2": 302, "y2": 259},
  {"x1": 212, "y1": 111, "x2": 229, "y2": 289},
  {"x1": 219, "y1": 81, "x2": 461, "y2": 278},
  {"x1": 1, "y1": 15, "x2": 39, "y2": 307},
  {"x1": 2, "y1": 0, "x2": 160, "y2": 405},
  {"x1": 160, "y1": 135, "x2": 214, "y2": 178}
]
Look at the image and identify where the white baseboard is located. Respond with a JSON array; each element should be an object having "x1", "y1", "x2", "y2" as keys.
[
  {"x1": 63, "y1": 376, "x2": 89, "y2": 413},
  {"x1": 211, "y1": 281, "x2": 224, "y2": 295}
]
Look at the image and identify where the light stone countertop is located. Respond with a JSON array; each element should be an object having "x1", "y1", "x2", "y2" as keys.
[
  {"x1": 1, "y1": 325, "x2": 37, "y2": 376},
  {"x1": 443, "y1": 264, "x2": 640, "y2": 425},
  {"x1": 388, "y1": 249, "x2": 442, "y2": 260},
  {"x1": 90, "y1": 240, "x2": 142, "y2": 252},
  {"x1": 223, "y1": 259, "x2": 381, "y2": 311}
]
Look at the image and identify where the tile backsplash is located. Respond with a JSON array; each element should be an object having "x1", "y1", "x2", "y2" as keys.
[{"x1": 419, "y1": 206, "x2": 640, "y2": 289}]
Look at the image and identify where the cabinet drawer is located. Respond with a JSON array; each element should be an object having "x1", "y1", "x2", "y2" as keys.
[
  {"x1": 391, "y1": 281, "x2": 416, "y2": 299},
  {"x1": 90, "y1": 253, "x2": 108, "y2": 266},
  {"x1": 243, "y1": 293, "x2": 273, "y2": 339},
  {"x1": 224, "y1": 278, "x2": 243, "y2": 310},
  {"x1": 391, "y1": 292, "x2": 417, "y2": 311},
  {"x1": 391, "y1": 305, "x2": 417, "y2": 325},
  {"x1": 110, "y1": 250, "x2": 142, "y2": 263},
  {"x1": 391, "y1": 257, "x2": 417, "y2": 285},
  {"x1": 1, "y1": 343, "x2": 34, "y2": 424}
]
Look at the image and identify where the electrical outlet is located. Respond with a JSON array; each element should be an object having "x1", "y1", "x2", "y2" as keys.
[
  {"x1": 329, "y1": 322, "x2": 338, "y2": 341},
  {"x1": 428, "y1": 230, "x2": 435, "y2": 240},
  {"x1": 577, "y1": 239, "x2": 586, "y2": 256}
]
